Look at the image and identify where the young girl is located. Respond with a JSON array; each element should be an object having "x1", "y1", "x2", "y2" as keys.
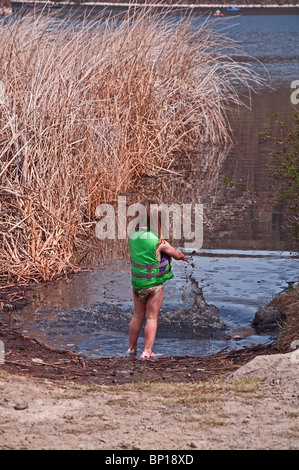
[{"x1": 127, "y1": 199, "x2": 189, "y2": 358}]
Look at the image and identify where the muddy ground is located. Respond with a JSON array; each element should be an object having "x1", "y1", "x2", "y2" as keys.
[
  {"x1": 1, "y1": 325, "x2": 299, "y2": 450},
  {"x1": 0, "y1": 325, "x2": 278, "y2": 386}
]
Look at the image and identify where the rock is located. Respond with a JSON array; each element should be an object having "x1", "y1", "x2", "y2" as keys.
[
  {"x1": 32, "y1": 358, "x2": 44, "y2": 364},
  {"x1": 290, "y1": 340, "x2": 299, "y2": 350},
  {"x1": 14, "y1": 402, "x2": 28, "y2": 411},
  {"x1": 2, "y1": 303, "x2": 13, "y2": 311},
  {"x1": 188, "y1": 441, "x2": 198, "y2": 448},
  {"x1": 227, "y1": 352, "x2": 299, "y2": 394},
  {"x1": 251, "y1": 306, "x2": 282, "y2": 331},
  {"x1": 225, "y1": 327, "x2": 255, "y2": 340}
]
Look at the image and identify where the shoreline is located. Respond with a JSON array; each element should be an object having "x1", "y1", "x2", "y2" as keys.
[{"x1": 0, "y1": 322, "x2": 280, "y2": 384}]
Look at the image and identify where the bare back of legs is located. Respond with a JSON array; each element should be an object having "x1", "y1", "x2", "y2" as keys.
[{"x1": 128, "y1": 287, "x2": 164, "y2": 356}]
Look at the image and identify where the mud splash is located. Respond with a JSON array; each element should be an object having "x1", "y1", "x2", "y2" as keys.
[{"x1": 159, "y1": 275, "x2": 226, "y2": 337}]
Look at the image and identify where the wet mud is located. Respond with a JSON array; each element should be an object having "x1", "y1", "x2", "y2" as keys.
[{"x1": 0, "y1": 325, "x2": 280, "y2": 386}]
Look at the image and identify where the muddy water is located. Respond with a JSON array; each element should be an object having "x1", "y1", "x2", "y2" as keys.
[
  {"x1": 8, "y1": 251, "x2": 298, "y2": 358},
  {"x1": 4, "y1": 10, "x2": 299, "y2": 358}
]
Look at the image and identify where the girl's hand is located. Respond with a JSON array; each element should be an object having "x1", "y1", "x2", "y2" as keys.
[
  {"x1": 158, "y1": 240, "x2": 189, "y2": 263},
  {"x1": 181, "y1": 253, "x2": 189, "y2": 263}
]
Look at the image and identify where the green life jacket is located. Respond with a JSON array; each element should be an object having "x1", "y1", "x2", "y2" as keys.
[{"x1": 129, "y1": 230, "x2": 173, "y2": 289}]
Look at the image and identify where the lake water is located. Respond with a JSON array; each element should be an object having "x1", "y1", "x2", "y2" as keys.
[{"x1": 3, "y1": 6, "x2": 299, "y2": 358}]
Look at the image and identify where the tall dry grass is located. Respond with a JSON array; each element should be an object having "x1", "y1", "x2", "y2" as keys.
[
  {"x1": 0, "y1": 7, "x2": 264, "y2": 284},
  {"x1": 270, "y1": 285, "x2": 299, "y2": 351}
]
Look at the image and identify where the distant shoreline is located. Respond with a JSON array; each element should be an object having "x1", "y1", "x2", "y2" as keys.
[{"x1": 12, "y1": 1, "x2": 299, "y2": 9}]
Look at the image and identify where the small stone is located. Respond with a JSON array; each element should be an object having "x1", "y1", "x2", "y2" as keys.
[
  {"x1": 290, "y1": 340, "x2": 299, "y2": 350},
  {"x1": 3, "y1": 303, "x2": 13, "y2": 311},
  {"x1": 14, "y1": 403, "x2": 28, "y2": 411},
  {"x1": 188, "y1": 442, "x2": 198, "y2": 448},
  {"x1": 32, "y1": 358, "x2": 44, "y2": 363},
  {"x1": 251, "y1": 306, "x2": 282, "y2": 331}
]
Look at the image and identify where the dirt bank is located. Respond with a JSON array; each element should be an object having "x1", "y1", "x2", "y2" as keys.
[{"x1": 0, "y1": 325, "x2": 298, "y2": 450}]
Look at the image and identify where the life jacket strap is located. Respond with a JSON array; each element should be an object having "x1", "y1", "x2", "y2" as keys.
[
  {"x1": 131, "y1": 259, "x2": 169, "y2": 270},
  {"x1": 131, "y1": 259, "x2": 170, "y2": 281}
]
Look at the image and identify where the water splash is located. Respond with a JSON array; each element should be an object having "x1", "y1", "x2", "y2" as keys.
[{"x1": 159, "y1": 275, "x2": 226, "y2": 338}]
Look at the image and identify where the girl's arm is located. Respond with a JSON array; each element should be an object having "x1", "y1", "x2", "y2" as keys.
[{"x1": 158, "y1": 240, "x2": 189, "y2": 263}]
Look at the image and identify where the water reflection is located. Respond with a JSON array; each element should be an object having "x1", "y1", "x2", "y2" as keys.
[{"x1": 214, "y1": 88, "x2": 297, "y2": 251}]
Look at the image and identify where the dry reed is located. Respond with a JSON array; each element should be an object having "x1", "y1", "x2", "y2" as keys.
[
  {"x1": 0, "y1": 7, "x2": 264, "y2": 284},
  {"x1": 270, "y1": 285, "x2": 299, "y2": 351}
]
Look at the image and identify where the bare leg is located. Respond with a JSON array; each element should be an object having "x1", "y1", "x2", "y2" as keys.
[
  {"x1": 128, "y1": 293, "x2": 146, "y2": 351},
  {"x1": 143, "y1": 287, "x2": 164, "y2": 356}
]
